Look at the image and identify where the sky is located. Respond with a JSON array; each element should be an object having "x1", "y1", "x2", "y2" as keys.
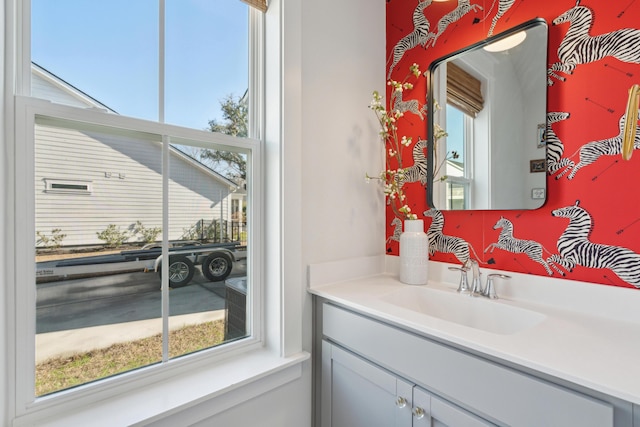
[
  {"x1": 446, "y1": 104, "x2": 465, "y2": 164},
  {"x1": 31, "y1": 0, "x2": 249, "y2": 130}
]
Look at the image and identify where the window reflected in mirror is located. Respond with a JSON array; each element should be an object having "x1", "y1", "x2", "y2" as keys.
[{"x1": 443, "y1": 104, "x2": 470, "y2": 210}]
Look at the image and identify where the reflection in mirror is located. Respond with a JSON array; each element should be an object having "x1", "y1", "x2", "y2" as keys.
[{"x1": 427, "y1": 19, "x2": 548, "y2": 211}]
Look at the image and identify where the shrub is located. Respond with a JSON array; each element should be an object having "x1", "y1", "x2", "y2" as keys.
[
  {"x1": 36, "y1": 228, "x2": 67, "y2": 249},
  {"x1": 133, "y1": 221, "x2": 161, "y2": 243},
  {"x1": 96, "y1": 224, "x2": 129, "y2": 248}
]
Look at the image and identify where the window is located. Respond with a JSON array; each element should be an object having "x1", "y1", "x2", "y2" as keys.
[
  {"x1": 432, "y1": 61, "x2": 483, "y2": 210},
  {"x1": 12, "y1": 0, "x2": 265, "y2": 420},
  {"x1": 444, "y1": 104, "x2": 473, "y2": 210},
  {"x1": 43, "y1": 179, "x2": 93, "y2": 194},
  {"x1": 442, "y1": 62, "x2": 484, "y2": 210}
]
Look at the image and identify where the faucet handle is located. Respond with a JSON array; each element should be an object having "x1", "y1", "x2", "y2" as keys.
[
  {"x1": 448, "y1": 266, "x2": 470, "y2": 294},
  {"x1": 483, "y1": 273, "x2": 511, "y2": 299}
]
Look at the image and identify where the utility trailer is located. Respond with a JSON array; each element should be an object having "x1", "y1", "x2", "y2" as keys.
[{"x1": 36, "y1": 241, "x2": 246, "y2": 287}]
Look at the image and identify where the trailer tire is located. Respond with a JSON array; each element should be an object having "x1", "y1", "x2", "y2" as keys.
[
  {"x1": 160, "y1": 255, "x2": 195, "y2": 288},
  {"x1": 202, "y1": 252, "x2": 233, "y2": 282}
]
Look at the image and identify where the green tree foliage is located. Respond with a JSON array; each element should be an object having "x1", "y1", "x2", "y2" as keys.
[{"x1": 203, "y1": 94, "x2": 248, "y2": 180}]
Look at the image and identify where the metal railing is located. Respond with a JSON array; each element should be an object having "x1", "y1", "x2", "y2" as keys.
[{"x1": 185, "y1": 219, "x2": 247, "y2": 245}]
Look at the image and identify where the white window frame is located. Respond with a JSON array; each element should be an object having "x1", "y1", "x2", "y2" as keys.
[
  {"x1": 43, "y1": 178, "x2": 93, "y2": 195},
  {"x1": 443, "y1": 107, "x2": 474, "y2": 209},
  {"x1": 3, "y1": 0, "x2": 308, "y2": 425},
  {"x1": 433, "y1": 99, "x2": 475, "y2": 210}
]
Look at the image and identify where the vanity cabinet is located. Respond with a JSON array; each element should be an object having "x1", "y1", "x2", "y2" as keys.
[
  {"x1": 323, "y1": 341, "x2": 494, "y2": 426},
  {"x1": 317, "y1": 301, "x2": 632, "y2": 427}
]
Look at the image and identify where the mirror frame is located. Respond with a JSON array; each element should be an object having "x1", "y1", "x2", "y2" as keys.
[{"x1": 426, "y1": 18, "x2": 548, "y2": 210}]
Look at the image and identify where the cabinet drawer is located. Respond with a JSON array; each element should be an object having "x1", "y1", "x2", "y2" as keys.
[{"x1": 323, "y1": 303, "x2": 614, "y2": 427}]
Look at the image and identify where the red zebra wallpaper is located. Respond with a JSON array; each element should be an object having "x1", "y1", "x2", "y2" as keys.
[{"x1": 385, "y1": 0, "x2": 640, "y2": 289}]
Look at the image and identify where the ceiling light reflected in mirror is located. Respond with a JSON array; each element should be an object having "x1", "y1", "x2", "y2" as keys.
[{"x1": 483, "y1": 31, "x2": 527, "y2": 53}]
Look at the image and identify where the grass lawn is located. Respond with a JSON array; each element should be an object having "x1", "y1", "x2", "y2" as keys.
[{"x1": 36, "y1": 320, "x2": 225, "y2": 396}]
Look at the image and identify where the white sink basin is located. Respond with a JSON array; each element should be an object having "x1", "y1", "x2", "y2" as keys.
[{"x1": 382, "y1": 286, "x2": 546, "y2": 335}]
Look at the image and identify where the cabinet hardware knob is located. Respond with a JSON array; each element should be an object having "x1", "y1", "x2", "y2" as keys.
[
  {"x1": 413, "y1": 407, "x2": 425, "y2": 419},
  {"x1": 396, "y1": 396, "x2": 407, "y2": 408}
]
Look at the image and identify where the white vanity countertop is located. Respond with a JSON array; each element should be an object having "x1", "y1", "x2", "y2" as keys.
[{"x1": 308, "y1": 256, "x2": 640, "y2": 405}]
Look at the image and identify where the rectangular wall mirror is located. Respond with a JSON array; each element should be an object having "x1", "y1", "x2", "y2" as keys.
[{"x1": 427, "y1": 18, "x2": 548, "y2": 210}]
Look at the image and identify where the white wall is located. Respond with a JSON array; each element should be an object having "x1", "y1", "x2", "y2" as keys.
[
  {"x1": 173, "y1": 369, "x2": 312, "y2": 427},
  {"x1": 300, "y1": 3, "x2": 386, "y2": 420},
  {"x1": 301, "y1": 0, "x2": 387, "y2": 266},
  {"x1": 489, "y1": 57, "x2": 527, "y2": 208}
]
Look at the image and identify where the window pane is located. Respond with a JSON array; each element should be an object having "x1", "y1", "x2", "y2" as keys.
[
  {"x1": 167, "y1": 143, "x2": 249, "y2": 358},
  {"x1": 35, "y1": 118, "x2": 164, "y2": 396},
  {"x1": 33, "y1": 117, "x2": 252, "y2": 395},
  {"x1": 445, "y1": 103, "x2": 466, "y2": 177},
  {"x1": 165, "y1": 0, "x2": 249, "y2": 130},
  {"x1": 31, "y1": 0, "x2": 159, "y2": 121},
  {"x1": 446, "y1": 182, "x2": 468, "y2": 210}
]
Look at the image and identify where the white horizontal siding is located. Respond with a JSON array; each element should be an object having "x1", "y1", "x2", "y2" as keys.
[
  {"x1": 35, "y1": 123, "x2": 232, "y2": 247},
  {"x1": 31, "y1": 72, "x2": 95, "y2": 109}
]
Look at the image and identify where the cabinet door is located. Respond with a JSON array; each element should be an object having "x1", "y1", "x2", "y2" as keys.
[
  {"x1": 411, "y1": 387, "x2": 495, "y2": 427},
  {"x1": 322, "y1": 341, "x2": 412, "y2": 427},
  {"x1": 322, "y1": 340, "x2": 497, "y2": 427}
]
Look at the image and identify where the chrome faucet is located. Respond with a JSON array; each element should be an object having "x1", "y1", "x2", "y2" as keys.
[
  {"x1": 450, "y1": 260, "x2": 511, "y2": 299},
  {"x1": 463, "y1": 259, "x2": 483, "y2": 296}
]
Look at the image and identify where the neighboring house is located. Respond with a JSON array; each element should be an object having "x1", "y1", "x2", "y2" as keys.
[
  {"x1": 32, "y1": 63, "x2": 242, "y2": 247},
  {"x1": 230, "y1": 178, "x2": 247, "y2": 222},
  {"x1": 446, "y1": 159, "x2": 464, "y2": 178}
]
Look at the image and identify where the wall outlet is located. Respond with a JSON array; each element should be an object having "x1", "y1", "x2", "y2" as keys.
[{"x1": 531, "y1": 188, "x2": 545, "y2": 199}]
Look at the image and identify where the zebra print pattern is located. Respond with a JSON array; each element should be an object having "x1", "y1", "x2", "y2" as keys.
[
  {"x1": 388, "y1": 0, "x2": 432, "y2": 79},
  {"x1": 549, "y1": 1, "x2": 640, "y2": 85},
  {"x1": 484, "y1": 217, "x2": 563, "y2": 276},
  {"x1": 391, "y1": 90, "x2": 424, "y2": 120},
  {"x1": 425, "y1": 0, "x2": 483, "y2": 47},
  {"x1": 424, "y1": 208, "x2": 482, "y2": 263},
  {"x1": 387, "y1": 217, "x2": 403, "y2": 244},
  {"x1": 549, "y1": 201, "x2": 640, "y2": 288},
  {"x1": 556, "y1": 110, "x2": 640, "y2": 180},
  {"x1": 545, "y1": 111, "x2": 572, "y2": 176},
  {"x1": 397, "y1": 139, "x2": 428, "y2": 186},
  {"x1": 485, "y1": 0, "x2": 516, "y2": 37}
]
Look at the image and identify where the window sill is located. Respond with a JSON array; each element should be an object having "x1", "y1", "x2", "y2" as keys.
[{"x1": 15, "y1": 349, "x2": 310, "y2": 427}]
